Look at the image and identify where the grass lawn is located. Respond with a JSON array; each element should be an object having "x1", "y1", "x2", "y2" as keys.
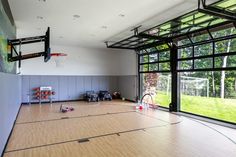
[{"x1": 153, "y1": 91, "x2": 236, "y2": 123}]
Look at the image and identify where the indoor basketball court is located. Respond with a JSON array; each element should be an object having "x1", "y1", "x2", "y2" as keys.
[
  {"x1": 0, "y1": 0, "x2": 236, "y2": 157},
  {"x1": 4, "y1": 101, "x2": 236, "y2": 157}
]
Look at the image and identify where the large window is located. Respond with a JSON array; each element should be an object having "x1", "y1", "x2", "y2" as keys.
[
  {"x1": 176, "y1": 26, "x2": 236, "y2": 123},
  {"x1": 180, "y1": 71, "x2": 236, "y2": 123},
  {"x1": 140, "y1": 73, "x2": 171, "y2": 108},
  {"x1": 139, "y1": 45, "x2": 170, "y2": 73},
  {"x1": 139, "y1": 45, "x2": 171, "y2": 108},
  {"x1": 139, "y1": 24, "x2": 236, "y2": 123}
]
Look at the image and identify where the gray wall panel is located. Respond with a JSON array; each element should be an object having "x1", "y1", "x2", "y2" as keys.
[
  {"x1": 118, "y1": 75, "x2": 137, "y2": 101},
  {"x1": 21, "y1": 75, "x2": 137, "y2": 103},
  {"x1": 59, "y1": 76, "x2": 68, "y2": 101},
  {"x1": 109, "y1": 76, "x2": 118, "y2": 93},
  {"x1": 92, "y1": 76, "x2": 100, "y2": 92},
  {"x1": 41, "y1": 76, "x2": 59, "y2": 101},
  {"x1": 21, "y1": 76, "x2": 30, "y2": 103},
  {"x1": 29, "y1": 76, "x2": 41, "y2": 102},
  {"x1": 84, "y1": 76, "x2": 92, "y2": 92},
  {"x1": 76, "y1": 77, "x2": 84, "y2": 99},
  {"x1": 0, "y1": 73, "x2": 21, "y2": 155},
  {"x1": 68, "y1": 76, "x2": 77, "y2": 100},
  {"x1": 100, "y1": 76, "x2": 108, "y2": 91}
]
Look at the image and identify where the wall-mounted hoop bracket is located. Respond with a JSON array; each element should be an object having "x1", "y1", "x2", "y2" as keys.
[{"x1": 8, "y1": 27, "x2": 51, "y2": 68}]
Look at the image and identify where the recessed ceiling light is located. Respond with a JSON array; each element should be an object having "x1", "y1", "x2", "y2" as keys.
[
  {"x1": 101, "y1": 26, "x2": 108, "y2": 29},
  {"x1": 73, "y1": 15, "x2": 80, "y2": 19},
  {"x1": 119, "y1": 14, "x2": 125, "y2": 17},
  {"x1": 37, "y1": 16, "x2": 44, "y2": 20},
  {"x1": 90, "y1": 34, "x2": 96, "y2": 37}
]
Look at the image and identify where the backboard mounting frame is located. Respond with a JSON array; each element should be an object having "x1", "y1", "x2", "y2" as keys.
[{"x1": 8, "y1": 27, "x2": 51, "y2": 68}]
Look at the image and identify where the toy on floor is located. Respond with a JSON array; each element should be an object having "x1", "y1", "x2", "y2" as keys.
[
  {"x1": 99, "y1": 91, "x2": 112, "y2": 101},
  {"x1": 137, "y1": 93, "x2": 159, "y2": 110},
  {"x1": 112, "y1": 92, "x2": 121, "y2": 99},
  {"x1": 84, "y1": 91, "x2": 99, "y2": 102},
  {"x1": 60, "y1": 104, "x2": 74, "y2": 113}
]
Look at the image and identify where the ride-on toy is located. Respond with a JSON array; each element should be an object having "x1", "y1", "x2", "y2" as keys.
[
  {"x1": 84, "y1": 91, "x2": 99, "y2": 102},
  {"x1": 99, "y1": 91, "x2": 112, "y2": 101}
]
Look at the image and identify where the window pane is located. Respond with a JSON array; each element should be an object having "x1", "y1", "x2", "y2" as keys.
[
  {"x1": 140, "y1": 55, "x2": 148, "y2": 63},
  {"x1": 156, "y1": 44, "x2": 169, "y2": 50},
  {"x1": 195, "y1": 58, "x2": 212, "y2": 69},
  {"x1": 214, "y1": 57, "x2": 223, "y2": 68},
  {"x1": 140, "y1": 73, "x2": 171, "y2": 108},
  {"x1": 149, "y1": 63, "x2": 158, "y2": 71},
  {"x1": 227, "y1": 55, "x2": 236, "y2": 67},
  {"x1": 140, "y1": 64, "x2": 148, "y2": 72},
  {"x1": 159, "y1": 51, "x2": 170, "y2": 61},
  {"x1": 180, "y1": 71, "x2": 236, "y2": 123},
  {"x1": 195, "y1": 43, "x2": 212, "y2": 56},
  {"x1": 215, "y1": 38, "x2": 236, "y2": 54},
  {"x1": 191, "y1": 33, "x2": 210, "y2": 43},
  {"x1": 215, "y1": 55, "x2": 236, "y2": 68},
  {"x1": 212, "y1": 27, "x2": 236, "y2": 38},
  {"x1": 159, "y1": 62, "x2": 170, "y2": 71},
  {"x1": 178, "y1": 38, "x2": 191, "y2": 46},
  {"x1": 149, "y1": 53, "x2": 158, "y2": 62},
  {"x1": 178, "y1": 60, "x2": 193, "y2": 70},
  {"x1": 178, "y1": 47, "x2": 193, "y2": 59}
]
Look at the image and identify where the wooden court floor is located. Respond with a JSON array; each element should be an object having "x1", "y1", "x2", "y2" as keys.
[{"x1": 3, "y1": 100, "x2": 236, "y2": 157}]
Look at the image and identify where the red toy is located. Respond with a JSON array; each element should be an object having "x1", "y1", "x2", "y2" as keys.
[{"x1": 139, "y1": 105, "x2": 143, "y2": 110}]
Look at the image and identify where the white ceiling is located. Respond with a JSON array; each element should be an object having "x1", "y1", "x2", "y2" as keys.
[{"x1": 8, "y1": 0, "x2": 217, "y2": 48}]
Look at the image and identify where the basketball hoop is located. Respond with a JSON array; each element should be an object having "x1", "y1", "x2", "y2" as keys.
[{"x1": 51, "y1": 53, "x2": 67, "y2": 67}]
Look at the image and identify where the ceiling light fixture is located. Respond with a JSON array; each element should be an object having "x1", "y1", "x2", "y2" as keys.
[
  {"x1": 119, "y1": 14, "x2": 125, "y2": 17},
  {"x1": 73, "y1": 14, "x2": 80, "y2": 19},
  {"x1": 38, "y1": 0, "x2": 46, "y2": 2},
  {"x1": 90, "y1": 34, "x2": 96, "y2": 37},
  {"x1": 36, "y1": 16, "x2": 44, "y2": 20},
  {"x1": 101, "y1": 26, "x2": 108, "y2": 29}
]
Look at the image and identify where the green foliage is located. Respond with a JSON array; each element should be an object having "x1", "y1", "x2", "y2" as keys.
[
  {"x1": 178, "y1": 27, "x2": 236, "y2": 98},
  {"x1": 154, "y1": 91, "x2": 236, "y2": 123}
]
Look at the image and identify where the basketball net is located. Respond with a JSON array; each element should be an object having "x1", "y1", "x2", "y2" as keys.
[{"x1": 51, "y1": 53, "x2": 67, "y2": 68}]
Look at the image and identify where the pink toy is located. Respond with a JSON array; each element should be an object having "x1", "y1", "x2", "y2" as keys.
[{"x1": 60, "y1": 104, "x2": 74, "y2": 113}]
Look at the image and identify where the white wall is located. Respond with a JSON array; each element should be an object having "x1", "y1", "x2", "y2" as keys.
[{"x1": 19, "y1": 44, "x2": 137, "y2": 76}]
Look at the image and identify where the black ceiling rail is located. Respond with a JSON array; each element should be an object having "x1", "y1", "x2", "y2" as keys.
[
  {"x1": 124, "y1": 20, "x2": 232, "y2": 51},
  {"x1": 140, "y1": 59, "x2": 171, "y2": 65},
  {"x1": 8, "y1": 27, "x2": 51, "y2": 68},
  {"x1": 138, "y1": 33, "x2": 168, "y2": 41},
  {"x1": 198, "y1": 8, "x2": 235, "y2": 21},
  {"x1": 139, "y1": 48, "x2": 170, "y2": 56},
  {"x1": 106, "y1": 0, "x2": 235, "y2": 51},
  {"x1": 199, "y1": 0, "x2": 236, "y2": 21},
  {"x1": 136, "y1": 21, "x2": 232, "y2": 50},
  {"x1": 177, "y1": 33, "x2": 236, "y2": 49}
]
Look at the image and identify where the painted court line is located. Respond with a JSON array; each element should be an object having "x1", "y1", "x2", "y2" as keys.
[
  {"x1": 5, "y1": 123, "x2": 173, "y2": 154},
  {"x1": 16, "y1": 110, "x2": 136, "y2": 125}
]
